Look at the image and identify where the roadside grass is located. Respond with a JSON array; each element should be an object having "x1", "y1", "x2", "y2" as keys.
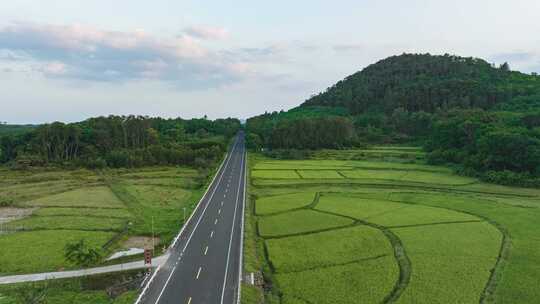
[
  {"x1": 251, "y1": 170, "x2": 300, "y2": 179},
  {"x1": 296, "y1": 170, "x2": 343, "y2": 179},
  {"x1": 265, "y1": 225, "x2": 392, "y2": 273},
  {"x1": 275, "y1": 256, "x2": 399, "y2": 304},
  {"x1": 241, "y1": 283, "x2": 264, "y2": 304},
  {"x1": 0, "y1": 230, "x2": 116, "y2": 275},
  {"x1": 255, "y1": 192, "x2": 315, "y2": 215},
  {"x1": 0, "y1": 270, "x2": 142, "y2": 304},
  {"x1": 393, "y1": 222, "x2": 502, "y2": 304},
  {"x1": 257, "y1": 210, "x2": 354, "y2": 238}
]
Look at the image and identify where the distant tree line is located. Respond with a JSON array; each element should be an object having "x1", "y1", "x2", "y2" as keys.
[
  {"x1": 425, "y1": 109, "x2": 540, "y2": 186},
  {"x1": 0, "y1": 116, "x2": 241, "y2": 169},
  {"x1": 0, "y1": 124, "x2": 36, "y2": 136},
  {"x1": 246, "y1": 107, "x2": 357, "y2": 150}
]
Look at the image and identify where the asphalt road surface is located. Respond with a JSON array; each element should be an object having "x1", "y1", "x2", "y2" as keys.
[{"x1": 137, "y1": 134, "x2": 246, "y2": 304}]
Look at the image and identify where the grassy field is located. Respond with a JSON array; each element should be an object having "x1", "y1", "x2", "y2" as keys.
[
  {"x1": 244, "y1": 148, "x2": 540, "y2": 304},
  {"x1": 0, "y1": 164, "x2": 215, "y2": 303},
  {"x1": 0, "y1": 166, "x2": 212, "y2": 273}
]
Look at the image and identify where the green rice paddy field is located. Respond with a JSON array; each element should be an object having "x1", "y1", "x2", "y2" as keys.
[{"x1": 243, "y1": 148, "x2": 540, "y2": 304}]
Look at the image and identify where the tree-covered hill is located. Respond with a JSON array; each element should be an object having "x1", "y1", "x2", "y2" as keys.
[
  {"x1": 303, "y1": 53, "x2": 540, "y2": 114},
  {"x1": 247, "y1": 53, "x2": 540, "y2": 186}
]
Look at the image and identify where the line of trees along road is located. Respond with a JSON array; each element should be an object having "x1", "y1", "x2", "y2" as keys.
[{"x1": 0, "y1": 116, "x2": 241, "y2": 169}]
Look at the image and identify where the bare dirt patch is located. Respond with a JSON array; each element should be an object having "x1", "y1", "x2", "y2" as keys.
[{"x1": 122, "y1": 236, "x2": 161, "y2": 249}]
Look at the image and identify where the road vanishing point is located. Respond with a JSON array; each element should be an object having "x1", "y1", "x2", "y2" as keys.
[{"x1": 136, "y1": 133, "x2": 247, "y2": 304}]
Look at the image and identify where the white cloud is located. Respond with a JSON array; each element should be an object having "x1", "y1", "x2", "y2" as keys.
[
  {"x1": 0, "y1": 22, "x2": 250, "y2": 87},
  {"x1": 183, "y1": 25, "x2": 229, "y2": 40},
  {"x1": 41, "y1": 61, "x2": 68, "y2": 75},
  {"x1": 333, "y1": 44, "x2": 364, "y2": 52}
]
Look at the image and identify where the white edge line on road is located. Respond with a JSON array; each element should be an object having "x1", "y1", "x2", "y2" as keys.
[
  {"x1": 237, "y1": 150, "x2": 247, "y2": 304},
  {"x1": 133, "y1": 264, "x2": 162, "y2": 304},
  {"x1": 220, "y1": 143, "x2": 245, "y2": 304},
  {"x1": 180, "y1": 139, "x2": 238, "y2": 255},
  {"x1": 176, "y1": 137, "x2": 238, "y2": 250},
  {"x1": 134, "y1": 137, "x2": 238, "y2": 304},
  {"x1": 156, "y1": 139, "x2": 237, "y2": 303}
]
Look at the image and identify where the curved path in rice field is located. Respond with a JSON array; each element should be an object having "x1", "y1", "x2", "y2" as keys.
[{"x1": 255, "y1": 191, "x2": 504, "y2": 304}]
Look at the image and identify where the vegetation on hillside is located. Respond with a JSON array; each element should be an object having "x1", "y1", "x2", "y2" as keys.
[
  {"x1": 425, "y1": 109, "x2": 540, "y2": 185},
  {"x1": 303, "y1": 53, "x2": 540, "y2": 114},
  {"x1": 246, "y1": 53, "x2": 540, "y2": 186}
]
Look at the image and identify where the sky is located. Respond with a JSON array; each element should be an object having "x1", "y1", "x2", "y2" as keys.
[{"x1": 1, "y1": 0, "x2": 540, "y2": 124}]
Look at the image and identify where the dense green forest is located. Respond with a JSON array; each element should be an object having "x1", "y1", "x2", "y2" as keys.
[
  {"x1": 0, "y1": 116, "x2": 240, "y2": 169},
  {"x1": 0, "y1": 124, "x2": 36, "y2": 136},
  {"x1": 246, "y1": 53, "x2": 540, "y2": 186},
  {"x1": 304, "y1": 53, "x2": 540, "y2": 113}
]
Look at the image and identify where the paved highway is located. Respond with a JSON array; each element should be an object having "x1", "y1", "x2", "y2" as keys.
[{"x1": 136, "y1": 134, "x2": 246, "y2": 304}]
